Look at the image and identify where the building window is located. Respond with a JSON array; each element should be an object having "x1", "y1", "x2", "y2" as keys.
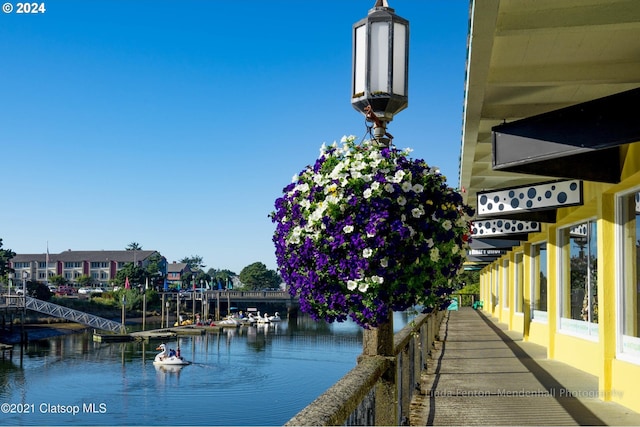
[
  {"x1": 531, "y1": 242, "x2": 548, "y2": 322},
  {"x1": 617, "y1": 190, "x2": 640, "y2": 360},
  {"x1": 514, "y1": 252, "x2": 524, "y2": 313},
  {"x1": 91, "y1": 262, "x2": 109, "y2": 268},
  {"x1": 558, "y1": 220, "x2": 598, "y2": 338},
  {"x1": 64, "y1": 262, "x2": 82, "y2": 268},
  {"x1": 502, "y1": 259, "x2": 509, "y2": 309}
]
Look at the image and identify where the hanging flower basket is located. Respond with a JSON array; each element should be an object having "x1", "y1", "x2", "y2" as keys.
[{"x1": 271, "y1": 136, "x2": 474, "y2": 328}]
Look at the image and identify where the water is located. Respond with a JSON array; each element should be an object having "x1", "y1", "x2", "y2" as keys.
[{"x1": 0, "y1": 313, "x2": 413, "y2": 426}]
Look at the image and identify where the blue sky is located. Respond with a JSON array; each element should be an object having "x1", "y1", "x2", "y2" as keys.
[{"x1": 0, "y1": 0, "x2": 469, "y2": 274}]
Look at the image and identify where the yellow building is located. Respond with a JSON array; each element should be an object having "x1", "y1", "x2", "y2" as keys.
[{"x1": 460, "y1": 0, "x2": 640, "y2": 413}]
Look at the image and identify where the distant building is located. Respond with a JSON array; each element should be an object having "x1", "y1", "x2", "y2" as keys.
[
  {"x1": 9, "y1": 250, "x2": 162, "y2": 287},
  {"x1": 166, "y1": 262, "x2": 193, "y2": 289}
]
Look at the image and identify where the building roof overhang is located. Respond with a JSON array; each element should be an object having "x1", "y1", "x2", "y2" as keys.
[{"x1": 459, "y1": 0, "x2": 640, "y2": 216}]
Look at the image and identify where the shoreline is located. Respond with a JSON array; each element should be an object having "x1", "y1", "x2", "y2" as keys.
[{"x1": 0, "y1": 315, "x2": 164, "y2": 345}]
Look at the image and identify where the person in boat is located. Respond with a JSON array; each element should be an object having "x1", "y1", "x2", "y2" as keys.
[{"x1": 169, "y1": 348, "x2": 176, "y2": 358}]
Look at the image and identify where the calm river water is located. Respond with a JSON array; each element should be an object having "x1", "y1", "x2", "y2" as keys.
[{"x1": 0, "y1": 313, "x2": 413, "y2": 426}]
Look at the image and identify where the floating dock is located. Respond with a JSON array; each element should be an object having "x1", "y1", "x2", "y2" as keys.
[{"x1": 93, "y1": 324, "x2": 229, "y2": 342}]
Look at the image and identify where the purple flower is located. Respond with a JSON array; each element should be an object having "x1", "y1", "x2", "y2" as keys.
[{"x1": 270, "y1": 136, "x2": 474, "y2": 328}]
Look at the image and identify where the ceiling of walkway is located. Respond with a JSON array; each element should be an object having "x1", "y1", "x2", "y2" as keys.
[{"x1": 459, "y1": 0, "x2": 640, "y2": 212}]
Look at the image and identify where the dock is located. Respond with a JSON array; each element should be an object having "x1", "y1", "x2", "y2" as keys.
[
  {"x1": 0, "y1": 343, "x2": 13, "y2": 359},
  {"x1": 94, "y1": 325, "x2": 220, "y2": 342}
]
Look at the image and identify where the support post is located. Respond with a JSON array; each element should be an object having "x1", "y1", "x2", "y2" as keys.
[{"x1": 360, "y1": 313, "x2": 396, "y2": 426}]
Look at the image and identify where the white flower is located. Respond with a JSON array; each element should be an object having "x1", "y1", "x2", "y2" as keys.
[
  {"x1": 443, "y1": 220, "x2": 452, "y2": 231},
  {"x1": 363, "y1": 188, "x2": 372, "y2": 199},
  {"x1": 363, "y1": 248, "x2": 373, "y2": 258},
  {"x1": 391, "y1": 170, "x2": 406, "y2": 183},
  {"x1": 452, "y1": 244, "x2": 460, "y2": 254},
  {"x1": 384, "y1": 183, "x2": 395, "y2": 193},
  {"x1": 411, "y1": 207, "x2": 424, "y2": 218},
  {"x1": 430, "y1": 247, "x2": 440, "y2": 262},
  {"x1": 397, "y1": 196, "x2": 407, "y2": 206},
  {"x1": 380, "y1": 258, "x2": 389, "y2": 268},
  {"x1": 358, "y1": 282, "x2": 369, "y2": 292},
  {"x1": 343, "y1": 225, "x2": 354, "y2": 234},
  {"x1": 347, "y1": 280, "x2": 358, "y2": 291},
  {"x1": 371, "y1": 181, "x2": 380, "y2": 191},
  {"x1": 401, "y1": 181, "x2": 412, "y2": 192},
  {"x1": 412, "y1": 183, "x2": 424, "y2": 193},
  {"x1": 371, "y1": 275, "x2": 384, "y2": 284}
]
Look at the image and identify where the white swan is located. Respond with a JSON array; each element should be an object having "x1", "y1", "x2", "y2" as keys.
[
  {"x1": 153, "y1": 343, "x2": 191, "y2": 366},
  {"x1": 268, "y1": 312, "x2": 281, "y2": 322},
  {"x1": 256, "y1": 312, "x2": 270, "y2": 324}
]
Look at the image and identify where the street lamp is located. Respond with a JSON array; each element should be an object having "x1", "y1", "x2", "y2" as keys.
[
  {"x1": 22, "y1": 271, "x2": 28, "y2": 296},
  {"x1": 352, "y1": 0, "x2": 409, "y2": 146},
  {"x1": 8, "y1": 272, "x2": 14, "y2": 296},
  {"x1": 121, "y1": 294, "x2": 127, "y2": 328},
  {"x1": 352, "y1": 1, "x2": 409, "y2": 362},
  {"x1": 165, "y1": 300, "x2": 170, "y2": 328}
]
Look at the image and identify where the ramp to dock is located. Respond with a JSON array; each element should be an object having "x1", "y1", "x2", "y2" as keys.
[{"x1": 25, "y1": 297, "x2": 125, "y2": 333}]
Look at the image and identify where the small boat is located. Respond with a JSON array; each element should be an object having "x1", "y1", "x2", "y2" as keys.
[
  {"x1": 256, "y1": 313, "x2": 270, "y2": 324},
  {"x1": 217, "y1": 317, "x2": 241, "y2": 327},
  {"x1": 268, "y1": 312, "x2": 282, "y2": 322},
  {"x1": 153, "y1": 343, "x2": 191, "y2": 366}
]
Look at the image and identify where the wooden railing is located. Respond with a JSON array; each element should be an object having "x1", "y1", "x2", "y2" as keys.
[{"x1": 285, "y1": 310, "x2": 444, "y2": 426}]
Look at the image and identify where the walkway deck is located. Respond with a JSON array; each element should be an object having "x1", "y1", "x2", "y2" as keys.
[{"x1": 410, "y1": 307, "x2": 640, "y2": 426}]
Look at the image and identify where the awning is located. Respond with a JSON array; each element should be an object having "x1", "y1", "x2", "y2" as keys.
[
  {"x1": 492, "y1": 88, "x2": 640, "y2": 183},
  {"x1": 471, "y1": 219, "x2": 541, "y2": 241},
  {"x1": 466, "y1": 238, "x2": 521, "y2": 264}
]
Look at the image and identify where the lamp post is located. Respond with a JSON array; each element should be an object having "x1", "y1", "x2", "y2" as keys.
[
  {"x1": 352, "y1": 0, "x2": 409, "y2": 147},
  {"x1": 166, "y1": 300, "x2": 170, "y2": 328},
  {"x1": 8, "y1": 272, "x2": 14, "y2": 297},
  {"x1": 22, "y1": 271, "x2": 28, "y2": 296},
  {"x1": 176, "y1": 294, "x2": 181, "y2": 327},
  {"x1": 121, "y1": 294, "x2": 127, "y2": 328},
  {"x1": 351, "y1": 3, "x2": 408, "y2": 423},
  {"x1": 143, "y1": 277, "x2": 148, "y2": 331}
]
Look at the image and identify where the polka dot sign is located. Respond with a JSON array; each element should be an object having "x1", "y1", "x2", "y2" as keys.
[{"x1": 477, "y1": 179, "x2": 582, "y2": 217}]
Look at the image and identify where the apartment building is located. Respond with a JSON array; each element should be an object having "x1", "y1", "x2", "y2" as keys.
[{"x1": 9, "y1": 250, "x2": 162, "y2": 287}]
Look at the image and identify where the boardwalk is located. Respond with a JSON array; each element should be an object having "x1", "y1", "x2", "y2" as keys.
[{"x1": 410, "y1": 308, "x2": 640, "y2": 426}]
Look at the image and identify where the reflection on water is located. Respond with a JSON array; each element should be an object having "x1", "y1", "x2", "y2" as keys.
[{"x1": 0, "y1": 313, "x2": 419, "y2": 426}]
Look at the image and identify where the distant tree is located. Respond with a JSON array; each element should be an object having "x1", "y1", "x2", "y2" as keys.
[
  {"x1": 0, "y1": 238, "x2": 16, "y2": 277},
  {"x1": 126, "y1": 242, "x2": 143, "y2": 251},
  {"x1": 114, "y1": 263, "x2": 146, "y2": 288},
  {"x1": 76, "y1": 275, "x2": 94, "y2": 287},
  {"x1": 26, "y1": 281, "x2": 52, "y2": 300},
  {"x1": 207, "y1": 268, "x2": 236, "y2": 289},
  {"x1": 144, "y1": 253, "x2": 167, "y2": 289},
  {"x1": 180, "y1": 255, "x2": 205, "y2": 270},
  {"x1": 49, "y1": 275, "x2": 68, "y2": 287},
  {"x1": 239, "y1": 262, "x2": 281, "y2": 290}
]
